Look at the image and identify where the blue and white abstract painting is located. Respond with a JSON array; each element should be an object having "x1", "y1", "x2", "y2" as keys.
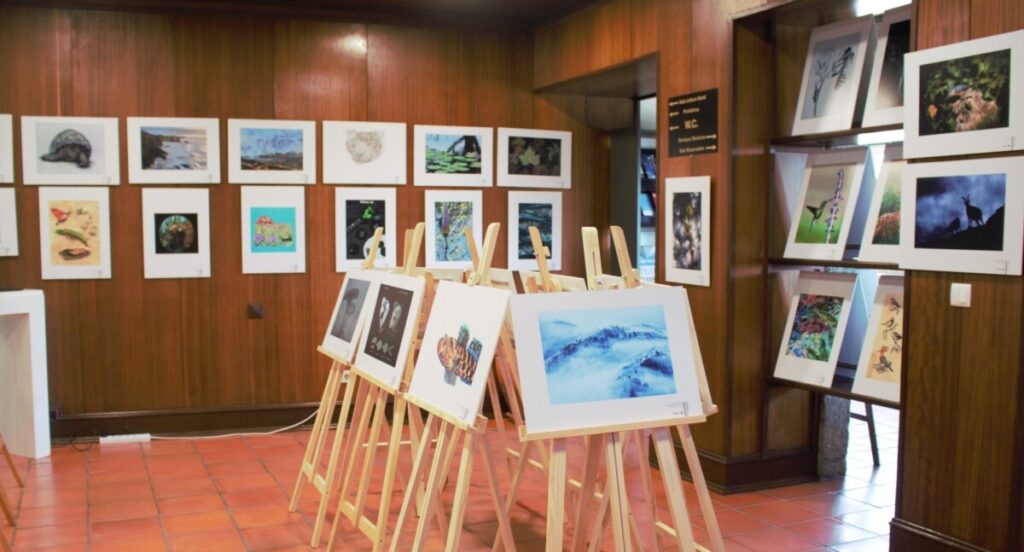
[{"x1": 539, "y1": 305, "x2": 676, "y2": 405}]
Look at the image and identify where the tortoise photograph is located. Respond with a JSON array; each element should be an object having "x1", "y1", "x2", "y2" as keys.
[{"x1": 35, "y1": 122, "x2": 108, "y2": 176}]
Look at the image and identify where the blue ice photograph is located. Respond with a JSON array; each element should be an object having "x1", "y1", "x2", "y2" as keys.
[{"x1": 539, "y1": 305, "x2": 676, "y2": 405}]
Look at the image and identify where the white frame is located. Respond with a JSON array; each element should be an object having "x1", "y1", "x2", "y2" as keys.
[
  {"x1": 228, "y1": 119, "x2": 317, "y2": 184},
  {"x1": 784, "y1": 148, "x2": 870, "y2": 261},
  {"x1": 0, "y1": 188, "x2": 17, "y2": 256},
  {"x1": 664, "y1": 176, "x2": 711, "y2": 286},
  {"x1": 322, "y1": 271, "x2": 380, "y2": 363},
  {"x1": 899, "y1": 157, "x2": 1023, "y2": 276},
  {"x1": 904, "y1": 29, "x2": 1024, "y2": 159},
  {"x1": 510, "y1": 286, "x2": 704, "y2": 439},
  {"x1": 354, "y1": 271, "x2": 426, "y2": 392},
  {"x1": 21, "y1": 116, "x2": 120, "y2": 185},
  {"x1": 424, "y1": 189, "x2": 483, "y2": 269},
  {"x1": 0, "y1": 114, "x2": 13, "y2": 183},
  {"x1": 38, "y1": 187, "x2": 112, "y2": 279},
  {"x1": 323, "y1": 121, "x2": 406, "y2": 185},
  {"x1": 496, "y1": 128, "x2": 572, "y2": 189},
  {"x1": 335, "y1": 187, "x2": 397, "y2": 271},
  {"x1": 127, "y1": 117, "x2": 221, "y2": 184},
  {"x1": 507, "y1": 191, "x2": 562, "y2": 271},
  {"x1": 773, "y1": 271, "x2": 858, "y2": 388},
  {"x1": 142, "y1": 188, "x2": 211, "y2": 279},
  {"x1": 861, "y1": 6, "x2": 912, "y2": 127},
  {"x1": 407, "y1": 281, "x2": 511, "y2": 427},
  {"x1": 791, "y1": 15, "x2": 877, "y2": 136},
  {"x1": 240, "y1": 186, "x2": 307, "y2": 274},
  {"x1": 518, "y1": 270, "x2": 588, "y2": 292},
  {"x1": 413, "y1": 125, "x2": 493, "y2": 187},
  {"x1": 858, "y1": 145, "x2": 905, "y2": 263},
  {"x1": 852, "y1": 274, "x2": 904, "y2": 403}
]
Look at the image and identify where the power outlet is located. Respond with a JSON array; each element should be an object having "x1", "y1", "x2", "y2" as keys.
[{"x1": 950, "y1": 283, "x2": 971, "y2": 308}]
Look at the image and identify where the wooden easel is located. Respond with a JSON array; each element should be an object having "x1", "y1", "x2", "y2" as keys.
[{"x1": 0, "y1": 436, "x2": 21, "y2": 552}]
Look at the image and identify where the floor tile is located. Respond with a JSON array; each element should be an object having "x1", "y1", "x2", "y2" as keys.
[
  {"x1": 153, "y1": 476, "x2": 218, "y2": 499},
  {"x1": 90, "y1": 536, "x2": 168, "y2": 552},
  {"x1": 10, "y1": 522, "x2": 89, "y2": 549},
  {"x1": 158, "y1": 493, "x2": 226, "y2": 516},
  {"x1": 690, "y1": 508, "x2": 770, "y2": 536},
  {"x1": 784, "y1": 517, "x2": 879, "y2": 546},
  {"x1": 838, "y1": 508, "x2": 895, "y2": 535},
  {"x1": 13, "y1": 503, "x2": 88, "y2": 528},
  {"x1": 221, "y1": 486, "x2": 289, "y2": 509},
  {"x1": 241, "y1": 522, "x2": 314, "y2": 550},
  {"x1": 739, "y1": 500, "x2": 824, "y2": 526},
  {"x1": 91, "y1": 516, "x2": 163, "y2": 543},
  {"x1": 829, "y1": 534, "x2": 893, "y2": 551},
  {"x1": 90, "y1": 496, "x2": 159, "y2": 522},
  {"x1": 726, "y1": 527, "x2": 823, "y2": 551},
  {"x1": 164, "y1": 509, "x2": 236, "y2": 536},
  {"x1": 788, "y1": 493, "x2": 877, "y2": 517},
  {"x1": 230, "y1": 504, "x2": 304, "y2": 529},
  {"x1": 170, "y1": 529, "x2": 249, "y2": 552}
]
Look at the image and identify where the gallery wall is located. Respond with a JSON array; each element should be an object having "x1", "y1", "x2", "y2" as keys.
[{"x1": 0, "y1": 5, "x2": 611, "y2": 434}]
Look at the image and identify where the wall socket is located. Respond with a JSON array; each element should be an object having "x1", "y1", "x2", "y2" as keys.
[{"x1": 950, "y1": 283, "x2": 971, "y2": 308}]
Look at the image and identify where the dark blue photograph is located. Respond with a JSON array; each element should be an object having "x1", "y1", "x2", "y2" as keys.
[{"x1": 915, "y1": 173, "x2": 1005, "y2": 250}]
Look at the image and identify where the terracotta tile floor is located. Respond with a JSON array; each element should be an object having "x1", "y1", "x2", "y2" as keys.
[{"x1": 0, "y1": 405, "x2": 899, "y2": 551}]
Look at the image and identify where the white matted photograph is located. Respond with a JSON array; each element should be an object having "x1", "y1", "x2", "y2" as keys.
[
  {"x1": 0, "y1": 114, "x2": 13, "y2": 183},
  {"x1": 21, "y1": 116, "x2": 120, "y2": 185},
  {"x1": 406, "y1": 281, "x2": 511, "y2": 427},
  {"x1": 773, "y1": 271, "x2": 858, "y2": 388},
  {"x1": 424, "y1": 189, "x2": 483, "y2": 269},
  {"x1": 322, "y1": 271, "x2": 380, "y2": 364},
  {"x1": 0, "y1": 188, "x2": 18, "y2": 256},
  {"x1": 496, "y1": 128, "x2": 572, "y2": 189},
  {"x1": 904, "y1": 29, "x2": 1023, "y2": 159},
  {"x1": 784, "y1": 148, "x2": 870, "y2": 261},
  {"x1": 228, "y1": 119, "x2": 316, "y2": 184},
  {"x1": 240, "y1": 186, "x2": 306, "y2": 274},
  {"x1": 664, "y1": 176, "x2": 710, "y2": 286},
  {"x1": 861, "y1": 6, "x2": 912, "y2": 128},
  {"x1": 127, "y1": 117, "x2": 220, "y2": 184},
  {"x1": 141, "y1": 188, "x2": 211, "y2": 279},
  {"x1": 335, "y1": 187, "x2": 397, "y2": 271},
  {"x1": 37, "y1": 187, "x2": 112, "y2": 279},
  {"x1": 858, "y1": 145, "x2": 905, "y2": 264},
  {"x1": 413, "y1": 125, "x2": 493, "y2": 187},
  {"x1": 323, "y1": 121, "x2": 406, "y2": 185},
  {"x1": 507, "y1": 191, "x2": 562, "y2": 271},
  {"x1": 852, "y1": 274, "x2": 904, "y2": 404},
  {"x1": 354, "y1": 271, "x2": 426, "y2": 392},
  {"x1": 509, "y1": 286, "x2": 704, "y2": 439},
  {"x1": 791, "y1": 15, "x2": 876, "y2": 136},
  {"x1": 899, "y1": 157, "x2": 1023, "y2": 276}
]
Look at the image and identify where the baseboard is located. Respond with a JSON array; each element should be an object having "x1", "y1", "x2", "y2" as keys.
[
  {"x1": 663, "y1": 442, "x2": 818, "y2": 494},
  {"x1": 890, "y1": 518, "x2": 993, "y2": 552}
]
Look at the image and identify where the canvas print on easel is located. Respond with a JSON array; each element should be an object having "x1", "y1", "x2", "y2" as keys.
[
  {"x1": 791, "y1": 15, "x2": 876, "y2": 135},
  {"x1": 859, "y1": 145, "x2": 905, "y2": 264},
  {"x1": 228, "y1": 119, "x2": 316, "y2": 184},
  {"x1": 861, "y1": 6, "x2": 911, "y2": 127},
  {"x1": 0, "y1": 114, "x2": 13, "y2": 183},
  {"x1": 355, "y1": 271, "x2": 426, "y2": 391},
  {"x1": 905, "y1": 29, "x2": 1023, "y2": 159},
  {"x1": 335, "y1": 187, "x2": 397, "y2": 271},
  {"x1": 424, "y1": 190, "x2": 482, "y2": 269},
  {"x1": 774, "y1": 271, "x2": 857, "y2": 388},
  {"x1": 784, "y1": 149, "x2": 869, "y2": 261},
  {"x1": 899, "y1": 157, "x2": 1023, "y2": 276},
  {"x1": 142, "y1": 188, "x2": 211, "y2": 279},
  {"x1": 21, "y1": 116, "x2": 120, "y2": 185},
  {"x1": 127, "y1": 117, "x2": 220, "y2": 184},
  {"x1": 509, "y1": 286, "x2": 704, "y2": 439},
  {"x1": 241, "y1": 186, "x2": 306, "y2": 274},
  {"x1": 413, "y1": 125, "x2": 493, "y2": 187},
  {"x1": 507, "y1": 191, "x2": 562, "y2": 271},
  {"x1": 664, "y1": 176, "x2": 710, "y2": 286},
  {"x1": 322, "y1": 270, "x2": 380, "y2": 363},
  {"x1": 496, "y1": 128, "x2": 572, "y2": 189},
  {"x1": 37, "y1": 187, "x2": 112, "y2": 279},
  {"x1": 852, "y1": 275, "x2": 904, "y2": 404},
  {"x1": 323, "y1": 121, "x2": 406, "y2": 185},
  {"x1": 407, "y1": 281, "x2": 511, "y2": 427},
  {"x1": 0, "y1": 188, "x2": 18, "y2": 256}
]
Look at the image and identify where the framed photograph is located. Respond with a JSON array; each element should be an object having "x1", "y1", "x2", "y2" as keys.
[
  {"x1": 858, "y1": 145, "x2": 905, "y2": 264},
  {"x1": 228, "y1": 119, "x2": 316, "y2": 184},
  {"x1": 21, "y1": 116, "x2": 120, "y2": 185},
  {"x1": 899, "y1": 157, "x2": 1023, "y2": 276},
  {"x1": 335, "y1": 187, "x2": 397, "y2": 271},
  {"x1": 905, "y1": 29, "x2": 1023, "y2": 159},
  {"x1": 773, "y1": 271, "x2": 858, "y2": 388},
  {"x1": 127, "y1": 117, "x2": 220, "y2": 184},
  {"x1": 354, "y1": 271, "x2": 426, "y2": 392},
  {"x1": 0, "y1": 188, "x2": 17, "y2": 256},
  {"x1": 323, "y1": 121, "x2": 406, "y2": 185},
  {"x1": 509, "y1": 286, "x2": 704, "y2": 439},
  {"x1": 322, "y1": 270, "x2": 380, "y2": 363},
  {"x1": 424, "y1": 190, "x2": 483, "y2": 269},
  {"x1": 496, "y1": 128, "x2": 572, "y2": 189},
  {"x1": 664, "y1": 176, "x2": 710, "y2": 286},
  {"x1": 791, "y1": 15, "x2": 876, "y2": 136},
  {"x1": 240, "y1": 186, "x2": 306, "y2": 274},
  {"x1": 413, "y1": 125, "x2": 493, "y2": 187},
  {"x1": 783, "y1": 148, "x2": 870, "y2": 261},
  {"x1": 861, "y1": 6, "x2": 912, "y2": 127},
  {"x1": 407, "y1": 281, "x2": 512, "y2": 427},
  {"x1": 507, "y1": 191, "x2": 562, "y2": 271},
  {"x1": 37, "y1": 187, "x2": 112, "y2": 279},
  {"x1": 142, "y1": 188, "x2": 211, "y2": 279},
  {"x1": 0, "y1": 114, "x2": 13, "y2": 183},
  {"x1": 852, "y1": 274, "x2": 903, "y2": 403}
]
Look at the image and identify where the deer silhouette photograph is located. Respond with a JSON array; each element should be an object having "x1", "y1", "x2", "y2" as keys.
[
  {"x1": 795, "y1": 163, "x2": 858, "y2": 245},
  {"x1": 914, "y1": 173, "x2": 1006, "y2": 251},
  {"x1": 919, "y1": 49, "x2": 1010, "y2": 135}
]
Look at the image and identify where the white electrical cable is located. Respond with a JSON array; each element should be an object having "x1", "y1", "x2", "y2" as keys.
[{"x1": 149, "y1": 409, "x2": 319, "y2": 440}]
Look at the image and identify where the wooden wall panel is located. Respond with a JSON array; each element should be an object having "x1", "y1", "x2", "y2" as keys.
[{"x1": 588, "y1": 0, "x2": 633, "y2": 72}]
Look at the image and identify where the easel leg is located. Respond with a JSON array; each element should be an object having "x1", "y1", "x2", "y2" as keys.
[
  {"x1": 677, "y1": 425, "x2": 724, "y2": 552},
  {"x1": 444, "y1": 431, "x2": 475, "y2": 552},
  {"x1": 411, "y1": 422, "x2": 460, "y2": 551},
  {"x1": 0, "y1": 442, "x2": 22, "y2": 488},
  {"x1": 0, "y1": 485, "x2": 13, "y2": 526},
  {"x1": 307, "y1": 373, "x2": 358, "y2": 544},
  {"x1": 604, "y1": 432, "x2": 632, "y2": 552},
  {"x1": 492, "y1": 440, "x2": 534, "y2": 552},
  {"x1": 571, "y1": 434, "x2": 606, "y2": 552},
  {"x1": 388, "y1": 415, "x2": 438, "y2": 552},
  {"x1": 652, "y1": 427, "x2": 695, "y2": 552},
  {"x1": 351, "y1": 388, "x2": 389, "y2": 527},
  {"x1": 865, "y1": 403, "x2": 880, "y2": 467},
  {"x1": 371, "y1": 397, "x2": 410, "y2": 552},
  {"x1": 586, "y1": 481, "x2": 610, "y2": 552},
  {"x1": 337, "y1": 383, "x2": 379, "y2": 517},
  {"x1": 289, "y1": 364, "x2": 341, "y2": 511},
  {"x1": 633, "y1": 430, "x2": 663, "y2": 551},
  {"x1": 546, "y1": 438, "x2": 568, "y2": 552},
  {"x1": 477, "y1": 427, "x2": 517, "y2": 552}
]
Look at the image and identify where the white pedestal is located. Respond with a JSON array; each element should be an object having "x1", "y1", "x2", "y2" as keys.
[{"x1": 0, "y1": 290, "x2": 51, "y2": 459}]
